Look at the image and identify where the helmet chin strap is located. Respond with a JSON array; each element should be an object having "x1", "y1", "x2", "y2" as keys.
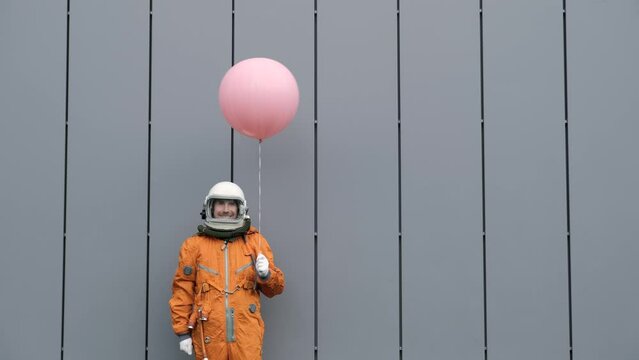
[
  {"x1": 197, "y1": 218, "x2": 251, "y2": 240},
  {"x1": 203, "y1": 217, "x2": 244, "y2": 231}
]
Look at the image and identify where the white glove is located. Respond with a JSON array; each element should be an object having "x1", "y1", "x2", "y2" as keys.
[
  {"x1": 255, "y1": 253, "x2": 270, "y2": 278},
  {"x1": 179, "y1": 337, "x2": 193, "y2": 356}
]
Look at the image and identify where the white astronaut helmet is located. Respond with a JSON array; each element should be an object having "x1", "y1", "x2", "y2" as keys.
[{"x1": 202, "y1": 181, "x2": 249, "y2": 231}]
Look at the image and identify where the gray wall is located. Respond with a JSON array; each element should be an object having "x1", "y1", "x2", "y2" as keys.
[{"x1": 1, "y1": 1, "x2": 638, "y2": 359}]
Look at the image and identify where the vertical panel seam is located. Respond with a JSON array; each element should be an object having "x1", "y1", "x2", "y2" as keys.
[
  {"x1": 314, "y1": 2, "x2": 319, "y2": 358},
  {"x1": 396, "y1": 0, "x2": 402, "y2": 358},
  {"x1": 479, "y1": 0, "x2": 485, "y2": 123},
  {"x1": 479, "y1": 0, "x2": 488, "y2": 359},
  {"x1": 61, "y1": 1, "x2": 71, "y2": 358},
  {"x1": 563, "y1": 0, "x2": 574, "y2": 358},
  {"x1": 144, "y1": 0, "x2": 153, "y2": 358}
]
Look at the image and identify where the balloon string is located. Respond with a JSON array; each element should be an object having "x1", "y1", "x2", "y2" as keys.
[{"x1": 258, "y1": 139, "x2": 262, "y2": 251}]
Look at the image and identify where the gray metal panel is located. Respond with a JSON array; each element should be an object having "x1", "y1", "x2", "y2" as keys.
[
  {"x1": 317, "y1": 0, "x2": 398, "y2": 358},
  {"x1": 65, "y1": 1, "x2": 148, "y2": 359},
  {"x1": 0, "y1": 1, "x2": 66, "y2": 358},
  {"x1": 401, "y1": 1, "x2": 484, "y2": 359},
  {"x1": 567, "y1": 1, "x2": 639, "y2": 359},
  {"x1": 147, "y1": 1, "x2": 231, "y2": 359},
  {"x1": 234, "y1": 1, "x2": 315, "y2": 359},
  {"x1": 483, "y1": 1, "x2": 569, "y2": 359}
]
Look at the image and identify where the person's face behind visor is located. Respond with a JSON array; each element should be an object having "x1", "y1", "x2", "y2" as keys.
[{"x1": 213, "y1": 199, "x2": 238, "y2": 219}]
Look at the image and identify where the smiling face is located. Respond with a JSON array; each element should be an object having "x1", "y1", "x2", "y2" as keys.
[{"x1": 213, "y1": 199, "x2": 238, "y2": 219}]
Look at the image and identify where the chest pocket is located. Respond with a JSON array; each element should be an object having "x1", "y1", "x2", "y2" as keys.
[
  {"x1": 235, "y1": 254, "x2": 256, "y2": 290},
  {"x1": 196, "y1": 262, "x2": 223, "y2": 293},
  {"x1": 198, "y1": 263, "x2": 219, "y2": 275},
  {"x1": 235, "y1": 261, "x2": 253, "y2": 274}
]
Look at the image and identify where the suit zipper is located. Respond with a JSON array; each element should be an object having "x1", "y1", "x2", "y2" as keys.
[{"x1": 224, "y1": 239, "x2": 235, "y2": 342}]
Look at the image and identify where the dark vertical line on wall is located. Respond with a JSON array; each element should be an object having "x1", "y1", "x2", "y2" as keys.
[
  {"x1": 231, "y1": 0, "x2": 235, "y2": 66},
  {"x1": 231, "y1": 128, "x2": 234, "y2": 180},
  {"x1": 314, "y1": 1, "x2": 318, "y2": 359},
  {"x1": 479, "y1": 1, "x2": 488, "y2": 359},
  {"x1": 396, "y1": 0, "x2": 402, "y2": 359},
  {"x1": 231, "y1": 130, "x2": 234, "y2": 181},
  {"x1": 481, "y1": 121, "x2": 488, "y2": 360},
  {"x1": 562, "y1": 1, "x2": 573, "y2": 359},
  {"x1": 231, "y1": 0, "x2": 235, "y2": 65},
  {"x1": 61, "y1": 1, "x2": 70, "y2": 359},
  {"x1": 562, "y1": 0, "x2": 568, "y2": 123},
  {"x1": 479, "y1": 0, "x2": 485, "y2": 122},
  {"x1": 231, "y1": 3, "x2": 236, "y2": 181},
  {"x1": 144, "y1": 1, "x2": 153, "y2": 359}
]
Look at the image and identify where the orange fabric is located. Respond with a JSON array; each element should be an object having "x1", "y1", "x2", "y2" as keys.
[{"x1": 170, "y1": 226, "x2": 285, "y2": 360}]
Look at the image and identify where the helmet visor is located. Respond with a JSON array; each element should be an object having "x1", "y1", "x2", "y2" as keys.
[{"x1": 207, "y1": 198, "x2": 241, "y2": 221}]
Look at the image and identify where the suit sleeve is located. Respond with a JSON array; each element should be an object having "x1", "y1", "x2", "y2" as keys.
[
  {"x1": 169, "y1": 238, "x2": 197, "y2": 335},
  {"x1": 256, "y1": 234, "x2": 285, "y2": 298}
]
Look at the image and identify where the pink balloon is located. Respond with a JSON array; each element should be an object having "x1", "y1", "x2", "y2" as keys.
[{"x1": 219, "y1": 58, "x2": 299, "y2": 140}]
